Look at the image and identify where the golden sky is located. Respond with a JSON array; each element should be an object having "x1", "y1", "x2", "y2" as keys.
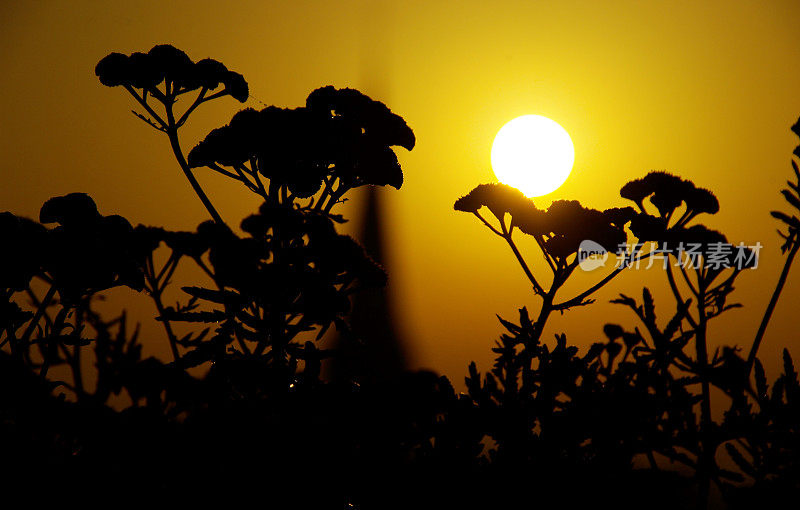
[{"x1": 2, "y1": 0, "x2": 800, "y2": 382}]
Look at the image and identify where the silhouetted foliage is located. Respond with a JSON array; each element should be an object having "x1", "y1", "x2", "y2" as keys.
[
  {"x1": 2, "y1": 44, "x2": 800, "y2": 509},
  {"x1": 187, "y1": 86, "x2": 414, "y2": 206}
]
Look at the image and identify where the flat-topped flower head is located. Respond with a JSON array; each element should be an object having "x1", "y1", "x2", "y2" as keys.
[
  {"x1": 187, "y1": 107, "x2": 265, "y2": 168},
  {"x1": 455, "y1": 186, "x2": 625, "y2": 260},
  {"x1": 39, "y1": 192, "x2": 100, "y2": 228},
  {"x1": 620, "y1": 171, "x2": 718, "y2": 220},
  {"x1": 684, "y1": 187, "x2": 720, "y2": 215},
  {"x1": 189, "y1": 87, "x2": 415, "y2": 202},
  {"x1": 453, "y1": 183, "x2": 532, "y2": 219},
  {"x1": 665, "y1": 224, "x2": 727, "y2": 247},
  {"x1": 96, "y1": 44, "x2": 249, "y2": 102},
  {"x1": 38, "y1": 194, "x2": 145, "y2": 303},
  {"x1": 147, "y1": 44, "x2": 193, "y2": 85},
  {"x1": 306, "y1": 87, "x2": 414, "y2": 190},
  {"x1": 603, "y1": 206, "x2": 636, "y2": 229},
  {"x1": 540, "y1": 200, "x2": 627, "y2": 258},
  {"x1": 306, "y1": 86, "x2": 415, "y2": 151}
]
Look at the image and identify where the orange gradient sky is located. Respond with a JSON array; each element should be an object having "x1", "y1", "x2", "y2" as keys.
[{"x1": 2, "y1": 0, "x2": 800, "y2": 382}]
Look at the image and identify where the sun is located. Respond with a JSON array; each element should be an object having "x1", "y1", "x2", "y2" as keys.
[{"x1": 491, "y1": 115, "x2": 575, "y2": 197}]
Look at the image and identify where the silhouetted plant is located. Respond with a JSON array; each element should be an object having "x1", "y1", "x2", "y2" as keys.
[
  {"x1": 747, "y1": 152, "x2": 800, "y2": 371},
  {"x1": 453, "y1": 140, "x2": 796, "y2": 507},
  {"x1": 615, "y1": 170, "x2": 762, "y2": 505},
  {"x1": 96, "y1": 44, "x2": 249, "y2": 224},
  {"x1": 454, "y1": 183, "x2": 639, "y2": 335},
  {"x1": 4, "y1": 43, "x2": 800, "y2": 509}
]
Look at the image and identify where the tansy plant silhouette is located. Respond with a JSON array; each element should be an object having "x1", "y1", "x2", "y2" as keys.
[
  {"x1": 453, "y1": 154, "x2": 793, "y2": 507},
  {"x1": 1, "y1": 43, "x2": 800, "y2": 509}
]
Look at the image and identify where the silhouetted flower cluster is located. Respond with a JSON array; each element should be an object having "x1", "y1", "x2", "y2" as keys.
[
  {"x1": 455, "y1": 183, "x2": 629, "y2": 260},
  {"x1": 96, "y1": 44, "x2": 253, "y2": 225},
  {"x1": 188, "y1": 86, "x2": 415, "y2": 205},
  {"x1": 621, "y1": 170, "x2": 719, "y2": 217},
  {"x1": 96, "y1": 44, "x2": 247, "y2": 102},
  {"x1": 38, "y1": 193, "x2": 144, "y2": 305},
  {"x1": 1, "y1": 194, "x2": 144, "y2": 308},
  {"x1": 620, "y1": 170, "x2": 720, "y2": 243},
  {"x1": 453, "y1": 182, "x2": 531, "y2": 216}
]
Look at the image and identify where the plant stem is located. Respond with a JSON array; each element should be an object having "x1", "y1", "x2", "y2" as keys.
[
  {"x1": 747, "y1": 240, "x2": 800, "y2": 373},
  {"x1": 145, "y1": 254, "x2": 181, "y2": 362},
  {"x1": 159, "y1": 93, "x2": 225, "y2": 226},
  {"x1": 165, "y1": 126, "x2": 225, "y2": 226},
  {"x1": 151, "y1": 289, "x2": 181, "y2": 362},
  {"x1": 695, "y1": 275, "x2": 712, "y2": 510},
  {"x1": 499, "y1": 220, "x2": 545, "y2": 296},
  {"x1": 19, "y1": 285, "x2": 57, "y2": 348},
  {"x1": 553, "y1": 247, "x2": 652, "y2": 311}
]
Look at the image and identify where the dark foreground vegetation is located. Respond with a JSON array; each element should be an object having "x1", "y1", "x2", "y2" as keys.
[{"x1": 2, "y1": 45, "x2": 799, "y2": 509}]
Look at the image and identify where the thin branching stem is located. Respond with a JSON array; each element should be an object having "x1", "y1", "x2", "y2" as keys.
[
  {"x1": 25, "y1": 286, "x2": 53, "y2": 335},
  {"x1": 19, "y1": 284, "x2": 57, "y2": 348},
  {"x1": 145, "y1": 253, "x2": 181, "y2": 361},
  {"x1": 208, "y1": 162, "x2": 246, "y2": 181},
  {"x1": 666, "y1": 261, "x2": 699, "y2": 330},
  {"x1": 694, "y1": 272, "x2": 713, "y2": 510},
  {"x1": 165, "y1": 121, "x2": 225, "y2": 225},
  {"x1": 176, "y1": 87, "x2": 208, "y2": 127},
  {"x1": 123, "y1": 85, "x2": 168, "y2": 130},
  {"x1": 553, "y1": 248, "x2": 653, "y2": 311},
  {"x1": 532, "y1": 233, "x2": 557, "y2": 274},
  {"x1": 678, "y1": 256, "x2": 700, "y2": 298},
  {"x1": 747, "y1": 239, "x2": 800, "y2": 373},
  {"x1": 498, "y1": 217, "x2": 545, "y2": 296},
  {"x1": 473, "y1": 211, "x2": 502, "y2": 236},
  {"x1": 126, "y1": 84, "x2": 225, "y2": 225}
]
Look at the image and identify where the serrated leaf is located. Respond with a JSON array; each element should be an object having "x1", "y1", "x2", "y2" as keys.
[
  {"x1": 754, "y1": 358, "x2": 768, "y2": 398},
  {"x1": 496, "y1": 314, "x2": 521, "y2": 335},
  {"x1": 610, "y1": 293, "x2": 637, "y2": 309},
  {"x1": 234, "y1": 309, "x2": 262, "y2": 329},
  {"x1": 642, "y1": 287, "x2": 655, "y2": 322},
  {"x1": 719, "y1": 454, "x2": 749, "y2": 481},
  {"x1": 676, "y1": 376, "x2": 701, "y2": 386},
  {"x1": 158, "y1": 310, "x2": 226, "y2": 323},
  {"x1": 57, "y1": 335, "x2": 94, "y2": 346},
  {"x1": 182, "y1": 286, "x2": 245, "y2": 307},
  {"x1": 232, "y1": 323, "x2": 261, "y2": 343},
  {"x1": 781, "y1": 189, "x2": 800, "y2": 211},
  {"x1": 783, "y1": 348, "x2": 796, "y2": 379},
  {"x1": 177, "y1": 343, "x2": 217, "y2": 368},
  {"x1": 661, "y1": 448, "x2": 697, "y2": 468},
  {"x1": 769, "y1": 211, "x2": 800, "y2": 228},
  {"x1": 519, "y1": 307, "x2": 532, "y2": 330},
  {"x1": 315, "y1": 321, "x2": 331, "y2": 341},
  {"x1": 771, "y1": 377, "x2": 785, "y2": 403}
]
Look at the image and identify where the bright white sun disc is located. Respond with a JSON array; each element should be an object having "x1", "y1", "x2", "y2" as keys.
[{"x1": 491, "y1": 115, "x2": 575, "y2": 197}]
